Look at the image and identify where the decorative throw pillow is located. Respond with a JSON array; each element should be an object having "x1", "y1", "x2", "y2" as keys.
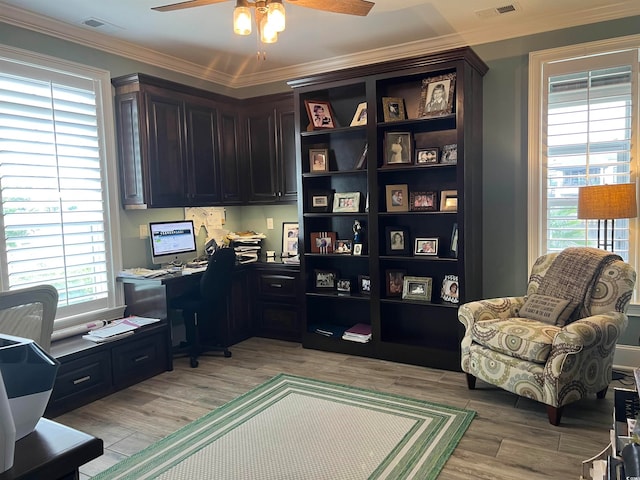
[{"x1": 519, "y1": 294, "x2": 577, "y2": 326}]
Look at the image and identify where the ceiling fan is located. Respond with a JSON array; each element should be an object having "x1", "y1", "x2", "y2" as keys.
[{"x1": 152, "y1": 0, "x2": 375, "y2": 16}]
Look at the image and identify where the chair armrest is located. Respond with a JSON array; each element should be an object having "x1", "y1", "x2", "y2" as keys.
[{"x1": 458, "y1": 297, "x2": 526, "y2": 330}]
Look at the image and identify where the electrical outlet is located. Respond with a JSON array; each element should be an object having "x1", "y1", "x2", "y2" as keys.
[
  {"x1": 139, "y1": 224, "x2": 149, "y2": 239},
  {"x1": 266, "y1": 218, "x2": 274, "y2": 230}
]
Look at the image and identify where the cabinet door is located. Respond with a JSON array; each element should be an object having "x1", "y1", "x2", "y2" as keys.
[
  {"x1": 185, "y1": 103, "x2": 220, "y2": 205},
  {"x1": 146, "y1": 92, "x2": 187, "y2": 207},
  {"x1": 219, "y1": 109, "x2": 243, "y2": 203},
  {"x1": 246, "y1": 109, "x2": 278, "y2": 202},
  {"x1": 278, "y1": 108, "x2": 297, "y2": 201},
  {"x1": 115, "y1": 92, "x2": 146, "y2": 207}
]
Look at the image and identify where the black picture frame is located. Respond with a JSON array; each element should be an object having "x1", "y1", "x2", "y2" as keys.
[
  {"x1": 358, "y1": 275, "x2": 371, "y2": 295},
  {"x1": 409, "y1": 191, "x2": 437, "y2": 212},
  {"x1": 314, "y1": 269, "x2": 338, "y2": 290},
  {"x1": 307, "y1": 189, "x2": 333, "y2": 213},
  {"x1": 385, "y1": 226, "x2": 410, "y2": 255},
  {"x1": 415, "y1": 147, "x2": 439, "y2": 165},
  {"x1": 385, "y1": 269, "x2": 406, "y2": 297}
]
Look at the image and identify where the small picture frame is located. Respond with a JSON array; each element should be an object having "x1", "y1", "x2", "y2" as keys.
[
  {"x1": 358, "y1": 275, "x2": 371, "y2": 295},
  {"x1": 417, "y1": 73, "x2": 456, "y2": 118},
  {"x1": 440, "y1": 190, "x2": 458, "y2": 212},
  {"x1": 281, "y1": 222, "x2": 299, "y2": 257},
  {"x1": 409, "y1": 191, "x2": 437, "y2": 212},
  {"x1": 385, "y1": 226, "x2": 410, "y2": 255},
  {"x1": 414, "y1": 237, "x2": 438, "y2": 256},
  {"x1": 354, "y1": 143, "x2": 368, "y2": 170},
  {"x1": 307, "y1": 189, "x2": 333, "y2": 213},
  {"x1": 332, "y1": 192, "x2": 361, "y2": 213},
  {"x1": 441, "y1": 144, "x2": 458, "y2": 164},
  {"x1": 384, "y1": 132, "x2": 412, "y2": 166},
  {"x1": 385, "y1": 269, "x2": 406, "y2": 297},
  {"x1": 337, "y1": 278, "x2": 352, "y2": 294},
  {"x1": 353, "y1": 244, "x2": 363, "y2": 256},
  {"x1": 304, "y1": 100, "x2": 336, "y2": 130},
  {"x1": 415, "y1": 147, "x2": 439, "y2": 165},
  {"x1": 450, "y1": 223, "x2": 458, "y2": 258},
  {"x1": 381, "y1": 97, "x2": 406, "y2": 122},
  {"x1": 310, "y1": 231, "x2": 337, "y2": 254},
  {"x1": 402, "y1": 276, "x2": 433, "y2": 302},
  {"x1": 309, "y1": 148, "x2": 329, "y2": 172},
  {"x1": 350, "y1": 102, "x2": 367, "y2": 126},
  {"x1": 385, "y1": 184, "x2": 409, "y2": 212},
  {"x1": 315, "y1": 269, "x2": 337, "y2": 290},
  {"x1": 335, "y1": 239, "x2": 353, "y2": 254},
  {"x1": 441, "y1": 274, "x2": 459, "y2": 303}
]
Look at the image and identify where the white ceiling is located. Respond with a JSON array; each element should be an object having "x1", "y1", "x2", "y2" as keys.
[{"x1": 1, "y1": 0, "x2": 639, "y2": 89}]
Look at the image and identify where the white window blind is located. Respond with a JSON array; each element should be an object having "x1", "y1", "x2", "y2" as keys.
[{"x1": 0, "y1": 46, "x2": 124, "y2": 327}]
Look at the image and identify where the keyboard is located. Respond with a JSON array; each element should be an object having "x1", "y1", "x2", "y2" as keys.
[
  {"x1": 181, "y1": 266, "x2": 207, "y2": 275},
  {"x1": 185, "y1": 260, "x2": 208, "y2": 268}
]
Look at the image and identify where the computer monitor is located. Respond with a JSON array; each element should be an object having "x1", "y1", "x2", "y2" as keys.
[{"x1": 149, "y1": 220, "x2": 197, "y2": 266}]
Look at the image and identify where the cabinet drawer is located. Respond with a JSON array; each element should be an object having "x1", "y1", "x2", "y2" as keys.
[
  {"x1": 258, "y1": 273, "x2": 297, "y2": 299},
  {"x1": 111, "y1": 333, "x2": 168, "y2": 388},
  {"x1": 257, "y1": 303, "x2": 301, "y2": 341}
]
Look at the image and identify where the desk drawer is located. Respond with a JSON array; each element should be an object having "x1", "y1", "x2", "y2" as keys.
[
  {"x1": 258, "y1": 273, "x2": 297, "y2": 299},
  {"x1": 112, "y1": 332, "x2": 168, "y2": 388}
]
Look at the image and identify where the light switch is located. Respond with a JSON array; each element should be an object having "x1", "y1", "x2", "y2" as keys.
[
  {"x1": 139, "y1": 224, "x2": 149, "y2": 239},
  {"x1": 266, "y1": 218, "x2": 274, "y2": 230}
]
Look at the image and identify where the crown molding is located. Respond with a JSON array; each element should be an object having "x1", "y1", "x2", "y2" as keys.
[{"x1": 1, "y1": 2, "x2": 639, "y2": 89}]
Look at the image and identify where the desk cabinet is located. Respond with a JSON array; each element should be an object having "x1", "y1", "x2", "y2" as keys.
[{"x1": 254, "y1": 266, "x2": 302, "y2": 341}]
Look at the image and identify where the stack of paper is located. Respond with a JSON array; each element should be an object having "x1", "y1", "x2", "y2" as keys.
[
  {"x1": 82, "y1": 316, "x2": 160, "y2": 343},
  {"x1": 342, "y1": 323, "x2": 372, "y2": 343},
  {"x1": 228, "y1": 231, "x2": 266, "y2": 264}
]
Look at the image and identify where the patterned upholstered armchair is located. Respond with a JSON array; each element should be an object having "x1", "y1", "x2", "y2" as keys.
[{"x1": 459, "y1": 248, "x2": 636, "y2": 425}]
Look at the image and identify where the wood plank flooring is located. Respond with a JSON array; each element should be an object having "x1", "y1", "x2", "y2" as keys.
[{"x1": 52, "y1": 337, "x2": 623, "y2": 479}]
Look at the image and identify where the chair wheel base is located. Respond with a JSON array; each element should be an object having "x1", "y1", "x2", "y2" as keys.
[{"x1": 190, "y1": 357, "x2": 199, "y2": 368}]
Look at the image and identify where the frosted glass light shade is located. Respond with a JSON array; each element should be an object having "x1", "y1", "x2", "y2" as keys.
[
  {"x1": 260, "y1": 15, "x2": 278, "y2": 43},
  {"x1": 267, "y1": 1, "x2": 286, "y2": 32},
  {"x1": 578, "y1": 183, "x2": 638, "y2": 219},
  {"x1": 233, "y1": 5, "x2": 252, "y2": 35}
]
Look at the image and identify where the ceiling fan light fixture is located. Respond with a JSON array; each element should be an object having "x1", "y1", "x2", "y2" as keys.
[
  {"x1": 267, "y1": 0, "x2": 286, "y2": 33},
  {"x1": 259, "y1": 13, "x2": 278, "y2": 43},
  {"x1": 233, "y1": 0, "x2": 252, "y2": 35}
]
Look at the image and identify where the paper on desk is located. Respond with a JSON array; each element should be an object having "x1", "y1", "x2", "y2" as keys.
[{"x1": 89, "y1": 321, "x2": 138, "y2": 338}]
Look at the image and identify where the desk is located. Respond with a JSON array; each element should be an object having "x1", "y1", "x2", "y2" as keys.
[{"x1": 0, "y1": 418, "x2": 103, "y2": 480}]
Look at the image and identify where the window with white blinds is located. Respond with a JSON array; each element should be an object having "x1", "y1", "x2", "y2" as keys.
[
  {"x1": 529, "y1": 37, "x2": 639, "y2": 286},
  {"x1": 0, "y1": 46, "x2": 124, "y2": 327}
]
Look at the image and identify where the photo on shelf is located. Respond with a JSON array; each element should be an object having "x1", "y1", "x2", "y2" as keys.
[
  {"x1": 335, "y1": 239, "x2": 353, "y2": 254},
  {"x1": 281, "y1": 222, "x2": 299, "y2": 257},
  {"x1": 350, "y1": 102, "x2": 367, "y2": 126},
  {"x1": 417, "y1": 72, "x2": 456, "y2": 118},
  {"x1": 381, "y1": 97, "x2": 406, "y2": 122},
  {"x1": 410, "y1": 191, "x2": 437, "y2": 212},
  {"x1": 337, "y1": 278, "x2": 352, "y2": 294},
  {"x1": 354, "y1": 143, "x2": 368, "y2": 170},
  {"x1": 414, "y1": 237, "x2": 438, "y2": 256},
  {"x1": 358, "y1": 275, "x2": 371, "y2": 295},
  {"x1": 353, "y1": 243, "x2": 363, "y2": 256},
  {"x1": 440, "y1": 190, "x2": 458, "y2": 212},
  {"x1": 384, "y1": 132, "x2": 412, "y2": 166},
  {"x1": 309, "y1": 148, "x2": 329, "y2": 173},
  {"x1": 402, "y1": 276, "x2": 433, "y2": 302},
  {"x1": 307, "y1": 189, "x2": 333, "y2": 213},
  {"x1": 441, "y1": 144, "x2": 458, "y2": 164},
  {"x1": 310, "y1": 231, "x2": 337, "y2": 254},
  {"x1": 415, "y1": 147, "x2": 439, "y2": 165},
  {"x1": 333, "y1": 192, "x2": 361, "y2": 213},
  {"x1": 304, "y1": 100, "x2": 336, "y2": 130},
  {"x1": 385, "y1": 226, "x2": 410, "y2": 255},
  {"x1": 450, "y1": 223, "x2": 458, "y2": 258},
  {"x1": 385, "y1": 184, "x2": 409, "y2": 212},
  {"x1": 385, "y1": 269, "x2": 406, "y2": 297},
  {"x1": 315, "y1": 269, "x2": 338, "y2": 290},
  {"x1": 441, "y1": 274, "x2": 459, "y2": 303}
]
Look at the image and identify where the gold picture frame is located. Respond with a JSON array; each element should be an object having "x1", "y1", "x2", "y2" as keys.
[
  {"x1": 402, "y1": 276, "x2": 433, "y2": 302},
  {"x1": 417, "y1": 73, "x2": 456, "y2": 118},
  {"x1": 440, "y1": 190, "x2": 458, "y2": 212},
  {"x1": 381, "y1": 97, "x2": 406, "y2": 122},
  {"x1": 385, "y1": 184, "x2": 408, "y2": 212},
  {"x1": 350, "y1": 102, "x2": 367, "y2": 126}
]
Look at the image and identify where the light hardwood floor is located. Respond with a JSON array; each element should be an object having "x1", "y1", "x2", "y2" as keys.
[{"x1": 53, "y1": 337, "x2": 623, "y2": 479}]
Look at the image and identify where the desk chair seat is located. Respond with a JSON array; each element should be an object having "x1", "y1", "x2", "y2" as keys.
[{"x1": 171, "y1": 248, "x2": 235, "y2": 368}]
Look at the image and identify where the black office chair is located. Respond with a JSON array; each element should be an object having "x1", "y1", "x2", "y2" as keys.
[{"x1": 171, "y1": 247, "x2": 236, "y2": 368}]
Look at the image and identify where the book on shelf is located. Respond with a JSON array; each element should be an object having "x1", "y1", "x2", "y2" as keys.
[
  {"x1": 309, "y1": 323, "x2": 346, "y2": 338},
  {"x1": 342, "y1": 323, "x2": 371, "y2": 343}
]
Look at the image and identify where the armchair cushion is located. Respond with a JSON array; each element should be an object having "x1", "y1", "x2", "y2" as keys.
[
  {"x1": 519, "y1": 294, "x2": 578, "y2": 326},
  {"x1": 471, "y1": 317, "x2": 561, "y2": 364}
]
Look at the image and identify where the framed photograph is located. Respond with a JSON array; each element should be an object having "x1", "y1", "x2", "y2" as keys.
[
  {"x1": 333, "y1": 192, "x2": 360, "y2": 213},
  {"x1": 385, "y1": 269, "x2": 406, "y2": 297},
  {"x1": 304, "y1": 100, "x2": 336, "y2": 130},
  {"x1": 414, "y1": 237, "x2": 438, "y2": 256},
  {"x1": 384, "y1": 132, "x2": 412, "y2": 166},
  {"x1": 415, "y1": 147, "x2": 439, "y2": 165},
  {"x1": 385, "y1": 226, "x2": 410, "y2": 255},
  {"x1": 441, "y1": 144, "x2": 458, "y2": 164},
  {"x1": 335, "y1": 239, "x2": 353, "y2": 254},
  {"x1": 337, "y1": 278, "x2": 352, "y2": 294},
  {"x1": 353, "y1": 244, "x2": 363, "y2": 256},
  {"x1": 315, "y1": 269, "x2": 337, "y2": 290},
  {"x1": 309, "y1": 148, "x2": 329, "y2": 172},
  {"x1": 358, "y1": 275, "x2": 371, "y2": 295},
  {"x1": 440, "y1": 190, "x2": 458, "y2": 212},
  {"x1": 281, "y1": 222, "x2": 299, "y2": 257},
  {"x1": 450, "y1": 223, "x2": 458, "y2": 258},
  {"x1": 385, "y1": 184, "x2": 408, "y2": 212},
  {"x1": 354, "y1": 143, "x2": 368, "y2": 170},
  {"x1": 402, "y1": 276, "x2": 433, "y2": 302},
  {"x1": 310, "y1": 231, "x2": 337, "y2": 254},
  {"x1": 350, "y1": 102, "x2": 367, "y2": 126},
  {"x1": 441, "y1": 274, "x2": 460, "y2": 303},
  {"x1": 381, "y1": 97, "x2": 406, "y2": 122},
  {"x1": 307, "y1": 189, "x2": 333, "y2": 213},
  {"x1": 409, "y1": 191, "x2": 437, "y2": 212},
  {"x1": 417, "y1": 73, "x2": 456, "y2": 118}
]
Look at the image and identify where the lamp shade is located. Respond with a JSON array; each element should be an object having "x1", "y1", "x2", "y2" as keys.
[{"x1": 578, "y1": 183, "x2": 637, "y2": 219}]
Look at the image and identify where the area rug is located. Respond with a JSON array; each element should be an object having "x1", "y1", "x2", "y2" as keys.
[{"x1": 93, "y1": 373, "x2": 475, "y2": 479}]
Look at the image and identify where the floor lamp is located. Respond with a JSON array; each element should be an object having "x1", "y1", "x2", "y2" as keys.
[{"x1": 577, "y1": 183, "x2": 637, "y2": 252}]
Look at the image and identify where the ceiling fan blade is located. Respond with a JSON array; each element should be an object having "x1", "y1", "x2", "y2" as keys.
[
  {"x1": 152, "y1": 0, "x2": 228, "y2": 13},
  {"x1": 286, "y1": 0, "x2": 374, "y2": 16}
]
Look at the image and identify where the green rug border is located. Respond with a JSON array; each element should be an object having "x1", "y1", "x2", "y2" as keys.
[{"x1": 93, "y1": 373, "x2": 475, "y2": 479}]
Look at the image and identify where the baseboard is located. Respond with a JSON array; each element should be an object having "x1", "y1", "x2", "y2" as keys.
[{"x1": 613, "y1": 344, "x2": 640, "y2": 372}]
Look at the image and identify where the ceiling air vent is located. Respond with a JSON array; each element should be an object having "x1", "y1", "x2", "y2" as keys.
[
  {"x1": 79, "y1": 18, "x2": 123, "y2": 33},
  {"x1": 82, "y1": 18, "x2": 105, "y2": 28},
  {"x1": 475, "y1": 3, "x2": 522, "y2": 18}
]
